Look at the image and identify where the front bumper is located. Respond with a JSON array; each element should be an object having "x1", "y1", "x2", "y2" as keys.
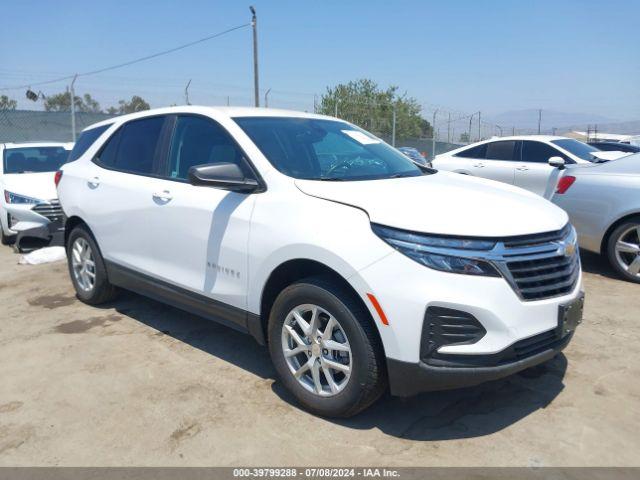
[
  {"x1": 387, "y1": 330, "x2": 573, "y2": 396},
  {"x1": 14, "y1": 216, "x2": 65, "y2": 251}
]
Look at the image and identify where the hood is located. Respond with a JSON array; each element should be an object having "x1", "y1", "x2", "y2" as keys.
[
  {"x1": 1, "y1": 172, "x2": 58, "y2": 201},
  {"x1": 295, "y1": 172, "x2": 568, "y2": 237},
  {"x1": 591, "y1": 150, "x2": 630, "y2": 161}
]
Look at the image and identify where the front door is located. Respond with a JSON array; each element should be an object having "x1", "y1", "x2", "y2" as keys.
[{"x1": 145, "y1": 114, "x2": 258, "y2": 311}]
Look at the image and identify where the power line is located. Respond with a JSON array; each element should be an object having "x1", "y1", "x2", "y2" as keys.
[{"x1": 0, "y1": 23, "x2": 250, "y2": 91}]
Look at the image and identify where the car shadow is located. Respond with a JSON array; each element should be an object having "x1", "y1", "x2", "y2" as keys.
[
  {"x1": 95, "y1": 290, "x2": 567, "y2": 441},
  {"x1": 579, "y1": 250, "x2": 619, "y2": 280},
  {"x1": 95, "y1": 290, "x2": 275, "y2": 380}
]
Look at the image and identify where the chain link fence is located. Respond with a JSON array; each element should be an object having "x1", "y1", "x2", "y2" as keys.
[{"x1": 0, "y1": 109, "x2": 115, "y2": 143}]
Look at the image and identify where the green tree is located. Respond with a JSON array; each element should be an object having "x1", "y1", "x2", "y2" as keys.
[
  {"x1": 111, "y1": 95, "x2": 150, "y2": 114},
  {"x1": 459, "y1": 132, "x2": 470, "y2": 143},
  {"x1": 0, "y1": 95, "x2": 18, "y2": 110},
  {"x1": 44, "y1": 91, "x2": 102, "y2": 112},
  {"x1": 317, "y1": 79, "x2": 431, "y2": 141}
]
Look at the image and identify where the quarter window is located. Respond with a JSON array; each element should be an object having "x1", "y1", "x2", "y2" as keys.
[
  {"x1": 521, "y1": 141, "x2": 568, "y2": 163},
  {"x1": 167, "y1": 116, "x2": 247, "y2": 180},
  {"x1": 68, "y1": 124, "x2": 110, "y2": 162},
  {"x1": 485, "y1": 141, "x2": 518, "y2": 161}
]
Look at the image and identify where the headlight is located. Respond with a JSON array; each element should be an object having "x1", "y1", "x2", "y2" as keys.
[
  {"x1": 3, "y1": 191, "x2": 42, "y2": 205},
  {"x1": 372, "y1": 224, "x2": 500, "y2": 277}
]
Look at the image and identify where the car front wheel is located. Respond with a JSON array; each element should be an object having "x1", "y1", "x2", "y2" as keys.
[{"x1": 268, "y1": 277, "x2": 387, "y2": 417}]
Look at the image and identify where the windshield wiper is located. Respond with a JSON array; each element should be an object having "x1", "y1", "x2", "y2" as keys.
[{"x1": 317, "y1": 177, "x2": 346, "y2": 181}]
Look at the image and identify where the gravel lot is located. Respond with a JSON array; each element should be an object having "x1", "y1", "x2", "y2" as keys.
[{"x1": 1, "y1": 244, "x2": 639, "y2": 467}]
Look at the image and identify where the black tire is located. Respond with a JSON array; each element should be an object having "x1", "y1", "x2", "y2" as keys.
[
  {"x1": 606, "y1": 216, "x2": 640, "y2": 284},
  {"x1": 1, "y1": 228, "x2": 16, "y2": 246},
  {"x1": 268, "y1": 276, "x2": 387, "y2": 418},
  {"x1": 66, "y1": 225, "x2": 118, "y2": 304}
]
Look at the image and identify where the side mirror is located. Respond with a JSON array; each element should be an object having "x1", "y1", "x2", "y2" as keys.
[
  {"x1": 548, "y1": 156, "x2": 566, "y2": 170},
  {"x1": 188, "y1": 163, "x2": 260, "y2": 193}
]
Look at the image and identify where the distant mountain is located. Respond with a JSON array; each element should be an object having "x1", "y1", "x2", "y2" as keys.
[
  {"x1": 487, "y1": 109, "x2": 617, "y2": 131},
  {"x1": 557, "y1": 120, "x2": 640, "y2": 136}
]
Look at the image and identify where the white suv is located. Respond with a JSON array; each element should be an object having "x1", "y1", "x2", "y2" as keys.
[{"x1": 57, "y1": 107, "x2": 584, "y2": 417}]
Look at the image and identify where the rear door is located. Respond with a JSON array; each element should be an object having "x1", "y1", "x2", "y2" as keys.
[
  {"x1": 516, "y1": 141, "x2": 569, "y2": 197},
  {"x1": 480, "y1": 140, "x2": 518, "y2": 184},
  {"x1": 82, "y1": 115, "x2": 174, "y2": 273}
]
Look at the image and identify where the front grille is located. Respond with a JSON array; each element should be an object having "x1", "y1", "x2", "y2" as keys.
[
  {"x1": 498, "y1": 226, "x2": 580, "y2": 301},
  {"x1": 32, "y1": 200, "x2": 63, "y2": 222}
]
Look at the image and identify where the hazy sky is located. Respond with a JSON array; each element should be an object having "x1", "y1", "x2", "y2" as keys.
[{"x1": 2, "y1": 0, "x2": 639, "y2": 120}]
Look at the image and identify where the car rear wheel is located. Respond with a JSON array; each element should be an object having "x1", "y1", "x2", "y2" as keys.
[
  {"x1": 66, "y1": 225, "x2": 118, "y2": 304},
  {"x1": 606, "y1": 217, "x2": 640, "y2": 284},
  {"x1": 268, "y1": 277, "x2": 387, "y2": 417}
]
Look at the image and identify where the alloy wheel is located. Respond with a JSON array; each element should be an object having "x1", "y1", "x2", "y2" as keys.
[
  {"x1": 281, "y1": 304, "x2": 352, "y2": 397},
  {"x1": 614, "y1": 225, "x2": 640, "y2": 278},
  {"x1": 71, "y1": 237, "x2": 96, "y2": 292}
]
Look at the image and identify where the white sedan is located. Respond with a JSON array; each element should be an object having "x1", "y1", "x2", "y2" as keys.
[
  {"x1": 432, "y1": 135, "x2": 629, "y2": 198},
  {"x1": 1, "y1": 142, "x2": 73, "y2": 247}
]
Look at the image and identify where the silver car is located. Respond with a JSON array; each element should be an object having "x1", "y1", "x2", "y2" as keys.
[{"x1": 552, "y1": 154, "x2": 640, "y2": 283}]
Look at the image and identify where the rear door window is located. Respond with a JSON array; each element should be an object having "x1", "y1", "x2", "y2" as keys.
[
  {"x1": 485, "y1": 141, "x2": 518, "y2": 161},
  {"x1": 95, "y1": 116, "x2": 166, "y2": 175}
]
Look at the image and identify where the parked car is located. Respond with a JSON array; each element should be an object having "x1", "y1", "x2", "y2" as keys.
[
  {"x1": 1, "y1": 142, "x2": 72, "y2": 249},
  {"x1": 588, "y1": 141, "x2": 640, "y2": 154},
  {"x1": 552, "y1": 154, "x2": 640, "y2": 283},
  {"x1": 432, "y1": 136, "x2": 629, "y2": 197},
  {"x1": 398, "y1": 146, "x2": 431, "y2": 167},
  {"x1": 58, "y1": 107, "x2": 583, "y2": 417}
]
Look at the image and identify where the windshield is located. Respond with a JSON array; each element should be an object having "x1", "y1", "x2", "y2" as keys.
[
  {"x1": 233, "y1": 117, "x2": 424, "y2": 181},
  {"x1": 551, "y1": 139, "x2": 601, "y2": 161},
  {"x1": 3, "y1": 147, "x2": 70, "y2": 174}
]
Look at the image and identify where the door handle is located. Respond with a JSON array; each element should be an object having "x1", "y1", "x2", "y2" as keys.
[
  {"x1": 516, "y1": 165, "x2": 529, "y2": 171},
  {"x1": 87, "y1": 176, "x2": 100, "y2": 188},
  {"x1": 472, "y1": 163, "x2": 485, "y2": 168},
  {"x1": 152, "y1": 190, "x2": 173, "y2": 203}
]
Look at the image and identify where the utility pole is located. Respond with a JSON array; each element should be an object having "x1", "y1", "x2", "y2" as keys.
[
  {"x1": 468, "y1": 113, "x2": 474, "y2": 142},
  {"x1": 496, "y1": 125, "x2": 503, "y2": 136},
  {"x1": 477, "y1": 111, "x2": 481, "y2": 141},
  {"x1": 537, "y1": 109, "x2": 542, "y2": 134},
  {"x1": 184, "y1": 79, "x2": 192, "y2": 105},
  {"x1": 70, "y1": 74, "x2": 78, "y2": 141},
  {"x1": 431, "y1": 109, "x2": 438, "y2": 159},
  {"x1": 264, "y1": 88, "x2": 271, "y2": 108},
  {"x1": 250, "y1": 6, "x2": 259, "y2": 107},
  {"x1": 447, "y1": 112, "x2": 451, "y2": 143}
]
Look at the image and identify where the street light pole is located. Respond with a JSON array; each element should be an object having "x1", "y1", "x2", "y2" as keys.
[
  {"x1": 431, "y1": 109, "x2": 438, "y2": 159},
  {"x1": 250, "y1": 6, "x2": 260, "y2": 107},
  {"x1": 70, "y1": 74, "x2": 78, "y2": 141}
]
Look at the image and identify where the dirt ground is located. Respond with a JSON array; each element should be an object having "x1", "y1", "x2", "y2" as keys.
[{"x1": 0, "y1": 244, "x2": 639, "y2": 467}]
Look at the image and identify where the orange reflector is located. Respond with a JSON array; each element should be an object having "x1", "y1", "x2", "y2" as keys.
[{"x1": 367, "y1": 293, "x2": 389, "y2": 326}]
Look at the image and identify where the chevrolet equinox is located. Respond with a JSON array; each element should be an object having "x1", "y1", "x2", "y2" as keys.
[{"x1": 57, "y1": 106, "x2": 584, "y2": 417}]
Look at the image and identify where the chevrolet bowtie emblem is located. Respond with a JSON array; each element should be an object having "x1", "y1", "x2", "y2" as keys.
[{"x1": 556, "y1": 241, "x2": 576, "y2": 257}]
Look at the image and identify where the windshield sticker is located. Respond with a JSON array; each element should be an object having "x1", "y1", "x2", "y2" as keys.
[{"x1": 342, "y1": 130, "x2": 381, "y2": 145}]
